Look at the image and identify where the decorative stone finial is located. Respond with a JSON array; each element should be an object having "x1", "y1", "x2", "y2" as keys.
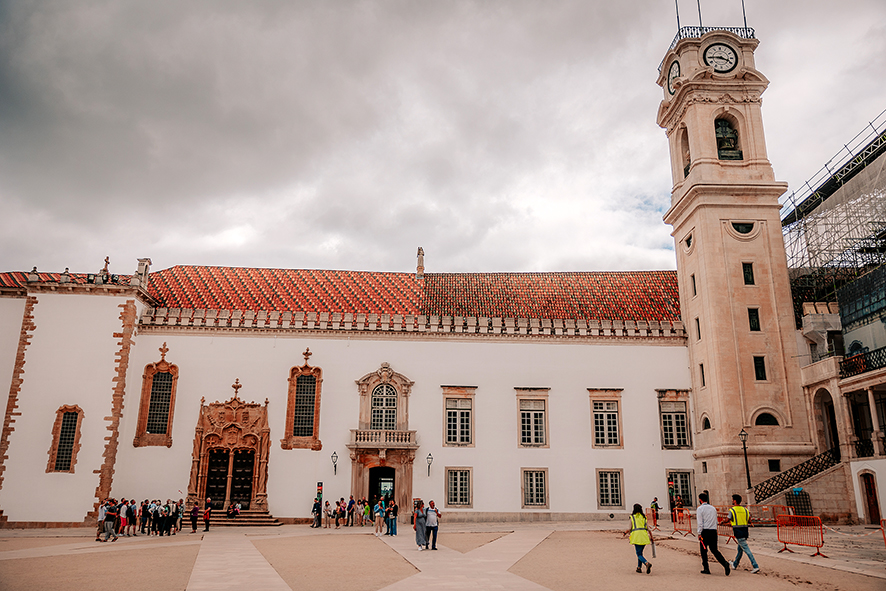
[
  {"x1": 159, "y1": 342, "x2": 169, "y2": 361},
  {"x1": 416, "y1": 247, "x2": 425, "y2": 280},
  {"x1": 60, "y1": 268, "x2": 70, "y2": 283},
  {"x1": 102, "y1": 256, "x2": 110, "y2": 273},
  {"x1": 232, "y1": 378, "x2": 242, "y2": 397},
  {"x1": 27, "y1": 267, "x2": 39, "y2": 282},
  {"x1": 303, "y1": 347, "x2": 312, "y2": 364}
]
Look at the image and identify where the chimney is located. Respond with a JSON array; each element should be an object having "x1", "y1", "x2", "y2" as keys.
[
  {"x1": 416, "y1": 247, "x2": 425, "y2": 280},
  {"x1": 131, "y1": 258, "x2": 152, "y2": 288}
]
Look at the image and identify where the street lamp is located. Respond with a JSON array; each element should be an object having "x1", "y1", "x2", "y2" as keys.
[
  {"x1": 427, "y1": 453, "x2": 433, "y2": 477},
  {"x1": 331, "y1": 451, "x2": 338, "y2": 476},
  {"x1": 738, "y1": 429, "x2": 752, "y2": 490}
]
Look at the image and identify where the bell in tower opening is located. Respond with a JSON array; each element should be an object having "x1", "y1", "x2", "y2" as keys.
[{"x1": 715, "y1": 119, "x2": 743, "y2": 160}]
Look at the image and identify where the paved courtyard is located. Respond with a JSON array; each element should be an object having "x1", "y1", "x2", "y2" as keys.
[{"x1": 0, "y1": 521, "x2": 883, "y2": 590}]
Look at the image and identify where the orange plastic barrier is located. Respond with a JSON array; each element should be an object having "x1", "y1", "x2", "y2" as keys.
[
  {"x1": 748, "y1": 504, "x2": 792, "y2": 526},
  {"x1": 716, "y1": 510, "x2": 735, "y2": 544},
  {"x1": 881, "y1": 519, "x2": 885, "y2": 550},
  {"x1": 672, "y1": 508, "x2": 695, "y2": 537},
  {"x1": 776, "y1": 515, "x2": 827, "y2": 558},
  {"x1": 646, "y1": 508, "x2": 660, "y2": 531}
]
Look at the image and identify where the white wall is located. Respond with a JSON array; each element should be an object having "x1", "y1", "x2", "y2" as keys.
[
  {"x1": 851, "y1": 460, "x2": 886, "y2": 523},
  {"x1": 113, "y1": 332, "x2": 692, "y2": 520},
  {"x1": 0, "y1": 293, "x2": 139, "y2": 521}
]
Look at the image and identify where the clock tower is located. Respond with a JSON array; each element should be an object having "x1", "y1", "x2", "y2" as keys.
[{"x1": 656, "y1": 29, "x2": 814, "y2": 503}]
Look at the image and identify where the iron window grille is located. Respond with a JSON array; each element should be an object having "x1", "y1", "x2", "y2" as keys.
[
  {"x1": 292, "y1": 375, "x2": 317, "y2": 437},
  {"x1": 598, "y1": 471, "x2": 622, "y2": 507},
  {"x1": 145, "y1": 372, "x2": 173, "y2": 434},
  {"x1": 661, "y1": 401, "x2": 690, "y2": 448},
  {"x1": 54, "y1": 412, "x2": 79, "y2": 471},
  {"x1": 447, "y1": 469, "x2": 471, "y2": 506}
]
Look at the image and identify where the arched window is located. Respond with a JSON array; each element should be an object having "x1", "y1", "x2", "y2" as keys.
[
  {"x1": 47, "y1": 405, "x2": 84, "y2": 473},
  {"x1": 715, "y1": 118, "x2": 743, "y2": 160},
  {"x1": 755, "y1": 413, "x2": 779, "y2": 426},
  {"x1": 679, "y1": 127, "x2": 691, "y2": 178},
  {"x1": 371, "y1": 384, "x2": 398, "y2": 430},
  {"x1": 281, "y1": 348, "x2": 323, "y2": 450},
  {"x1": 702, "y1": 417, "x2": 712, "y2": 430},
  {"x1": 134, "y1": 343, "x2": 179, "y2": 447}
]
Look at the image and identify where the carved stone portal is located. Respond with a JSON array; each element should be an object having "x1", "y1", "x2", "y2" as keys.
[{"x1": 186, "y1": 380, "x2": 271, "y2": 512}]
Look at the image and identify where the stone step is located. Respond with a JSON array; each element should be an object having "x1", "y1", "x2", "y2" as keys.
[{"x1": 207, "y1": 510, "x2": 282, "y2": 527}]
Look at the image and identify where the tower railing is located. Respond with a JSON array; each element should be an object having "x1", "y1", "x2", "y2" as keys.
[{"x1": 659, "y1": 26, "x2": 755, "y2": 71}]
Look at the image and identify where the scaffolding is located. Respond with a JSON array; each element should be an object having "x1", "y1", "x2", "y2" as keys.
[{"x1": 781, "y1": 109, "x2": 886, "y2": 326}]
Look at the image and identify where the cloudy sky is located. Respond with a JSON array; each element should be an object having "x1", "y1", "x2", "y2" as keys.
[{"x1": 1, "y1": 0, "x2": 884, "y2": 276}]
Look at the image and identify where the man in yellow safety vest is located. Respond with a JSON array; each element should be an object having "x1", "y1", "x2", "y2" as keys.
[{"x1": 721, "y1": 494, "x2": 760, "y2": 573}]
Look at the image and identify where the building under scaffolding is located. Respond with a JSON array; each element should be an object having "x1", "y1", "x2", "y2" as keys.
[{"x1": 781, "y1": 109, "x2": 886, "y2": 327}]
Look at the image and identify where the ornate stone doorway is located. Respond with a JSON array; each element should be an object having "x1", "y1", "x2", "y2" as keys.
[{"x1": 187, "y1": 380, "x2": 270, "y2": 511}]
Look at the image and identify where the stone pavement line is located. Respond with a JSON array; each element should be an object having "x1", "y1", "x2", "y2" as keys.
[
  {"x1": 378, "y1": 529, "x2": 554, "y2": 590},
  {"x1": 186, "y1": 531, "x2": 291, "y2": 591}
]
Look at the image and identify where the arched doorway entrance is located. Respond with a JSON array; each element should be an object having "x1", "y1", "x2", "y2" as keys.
[
  {"x1": 186, "y1": 380, "x2": 271, "y2": 511},
  {"x1": 860, "y1": 473, "x2": 881, "y2": 524},
  {"x1": 813, "y1": 389, "x2": 840, "y2": 453}
]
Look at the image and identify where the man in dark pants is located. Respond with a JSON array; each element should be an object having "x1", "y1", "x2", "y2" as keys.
[
  {"x1": 203, "y1": 497, "x2": 212, "y2": 532},
  {"x1": 696, "y1": 493, "x2": 729, "y2": 575},
  {"x1": 311, "y1": 498, "x2": 321, "y2": 528}
]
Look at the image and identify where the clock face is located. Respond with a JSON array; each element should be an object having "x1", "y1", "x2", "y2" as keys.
[
  {"x1": 703, "y1": 43, "x2": 738, "y2": 73},
  {"x1": 667, "y1": 60, "x2": 680, "y2": 94}
]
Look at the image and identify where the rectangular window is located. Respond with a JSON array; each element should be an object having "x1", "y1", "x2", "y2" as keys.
[
  {"x1": 446, "y1": 468, "x2": 472, "y2": 507},
  {"x1": 597, "y1": 470, "x2": 623, "y2": 508},
  {"x1": 668, "y1": 471, "x2": 693, "y2": 507},
  {"x1": 292, "y1": 375, "x2": 317, "y2": 437},
  {"x1": 753, "y1": 356, "x2": 767, "y2": 380},
  {"x1": 145, "y1": 372, "x2": 173, "y2": 434},
  {"x1": 742, "y1": 262, "x2": 755, "y2": 285},
  {"x1": 748, "y1": 308, "x2": 761, "y2": 331},
  {"x1": 54, "y1": 412, "x2": 79, "y2": 471},
  {"x1": 520, "y1": 399, "x2": 546, "y2": 446},
  {"x1": 522, "y1": 469, "x2": 547, "y2": 508},
  {"x1": 699, "y1": 363, "x2": 706, "y2": 387},
  {"x1": 660, "y1": 401, "x2": 690, "y2": 448},
  {"x1": 694, "y1": 317, "x2": 701, "y2": 340},
  {"x1": 690, "y1": 274, "x2": 697, "y2": 297},
  {"x1": 446, "y1": 398, "x2": 472, "y2": 445},
  {"x1": 593, "y1": 401, "x2": 620, "y2": 446},
  {"x1": 768, "y1": 459, "x2": 781, "y2": 472}
]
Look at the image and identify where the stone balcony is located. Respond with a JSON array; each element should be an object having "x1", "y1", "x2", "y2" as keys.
[{"x1": 347, "y1": 429, "x2": 418, "y2": 450}]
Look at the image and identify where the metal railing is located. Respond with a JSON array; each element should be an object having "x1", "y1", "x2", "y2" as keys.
[
  {"x1": 855, "y1": 439, "x2": 875, "y2": 458},
  {"x1": 659, "y1": 26, "x2": 755, "y2": 71},
  {"x1": 349, "y1": 429, "x2": 417, "y2": 448},
  {"x1": 754, "y1": 447, "x2": 841, "y2": 503},
  {"x1": 840, "y1": 346, "x2": 886, "y2": 378}
]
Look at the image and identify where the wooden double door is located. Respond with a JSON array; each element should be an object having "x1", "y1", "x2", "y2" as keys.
[{"x1": 205, "y1": 448, "x2": 255, "y2": 510}]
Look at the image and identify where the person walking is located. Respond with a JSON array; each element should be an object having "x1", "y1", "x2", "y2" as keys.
[
  {"x1": 203, "y1": 498, "x2": 213, "y2": 532},
  {"x1": 424, "y1": 500, "x2": 441, "y2": 550},
  {"x1": 101, "y1": 499, "x2": 119, "y2": 542},
  {"x1": 697, "y1": 493, "x2": 730, "y2": 576},
  {"x1": 413, "y1": 500, "x2": 428, "y2": 550},
  {"x1": 626, "y1": 504, "x2": 653, "y2": 573},
  {"x1": 324, "y1": 501, "x2": 332, "y2": 528},
  {"x1": 722, "y1": 494, "x2": 760, "y2": 573},
  {"x1": 311, "y1": 498, "x2": 321, "y2": 528},
  {"x1": 347, "y1": 495, "x2": 355, "y2": 527}
]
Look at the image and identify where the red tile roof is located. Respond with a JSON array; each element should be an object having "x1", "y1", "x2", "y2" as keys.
[{"x1": 0, "y1": 266, "x2": 681, "y2": 321}]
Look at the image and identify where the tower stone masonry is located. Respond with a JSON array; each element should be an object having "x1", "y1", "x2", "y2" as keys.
[{"x1": 656, "y1": 30, "x2": 815, "y2": 504}]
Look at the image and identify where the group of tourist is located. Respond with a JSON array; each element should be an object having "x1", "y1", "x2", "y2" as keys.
[
  {"x1": 94, "y1": 496, "x2": 221, "y2": 542},
  {"x1": 308, "y1": 494, "x2": 442, "y2": 551},
  {"x1": 95, "y1": 497, "x2": 185, "y2": 542},
  {"x1": 627, "y1": 492, "x2": 760, "y2": 576}
]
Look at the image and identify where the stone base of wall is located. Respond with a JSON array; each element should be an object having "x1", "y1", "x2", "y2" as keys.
[
  {"x1": 766, "y1": 462, "x2": 858, "y2": 524},
  {"x1": 1, "y1": 521, "x2": 91, "y2": 529}
]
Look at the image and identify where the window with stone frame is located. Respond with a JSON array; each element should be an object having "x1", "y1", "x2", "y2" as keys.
[
  {"x1": 443, "y1": 386, "x2": 475, "y2": 447},
  {"x1": 597, "y1": 469, "x2": 623, "y2": 509},
  {"x1": 522, "y1": 468, "x2": 548, "y2": 508},
  {"x1": 281, "y1": 348, "x2": 323, "y2": 450},
  {"x1": 133, "y1": 343, "x2": 179, "y2": 447},
  {"x1": 446, "y1": 467, "x2": 472, "y2": 507},
  {"x1": 668, "y1": 470, "x2": 694, "y2": 508},
  {"x1": 658, "y1": 390, "x2": 692, "y2": 449},
  {"x1": 517, "y1": 389, "x2": 549, "y2": 447},
  {"x1": 46, "y1": 405, "x2": 84, "y2": 473},
  {"x1": 589, "y1": 389, "x2": 623, "y2": 448},
  {"x1": 355, "y1": 362, "x2": 414, "y2": 433}
]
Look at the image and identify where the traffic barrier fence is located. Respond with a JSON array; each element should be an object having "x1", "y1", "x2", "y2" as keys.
[
  {"x1": 749, "y1": 504, "x2": 793, "y2": 525},
  {"x1": 672, "y1": 508, "x2": 695, "y2": 537},
  {"x1": 716, "y1": 510, "x2": 735, "y2": 544},
  {"x1": 646, "y1": 508, "x2": 660, "y2": 531},
  {"x1": 776, "y1": 514, "x2": 827, "y2": 557}
]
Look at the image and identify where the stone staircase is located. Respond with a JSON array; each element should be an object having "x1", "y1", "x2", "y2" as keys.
[
  {"x1": 207, "y1": 509, "x2": 282, "y2": 527},
  {"x1": 753, "y1": 446, "x2": 841, "y2": 503}
]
